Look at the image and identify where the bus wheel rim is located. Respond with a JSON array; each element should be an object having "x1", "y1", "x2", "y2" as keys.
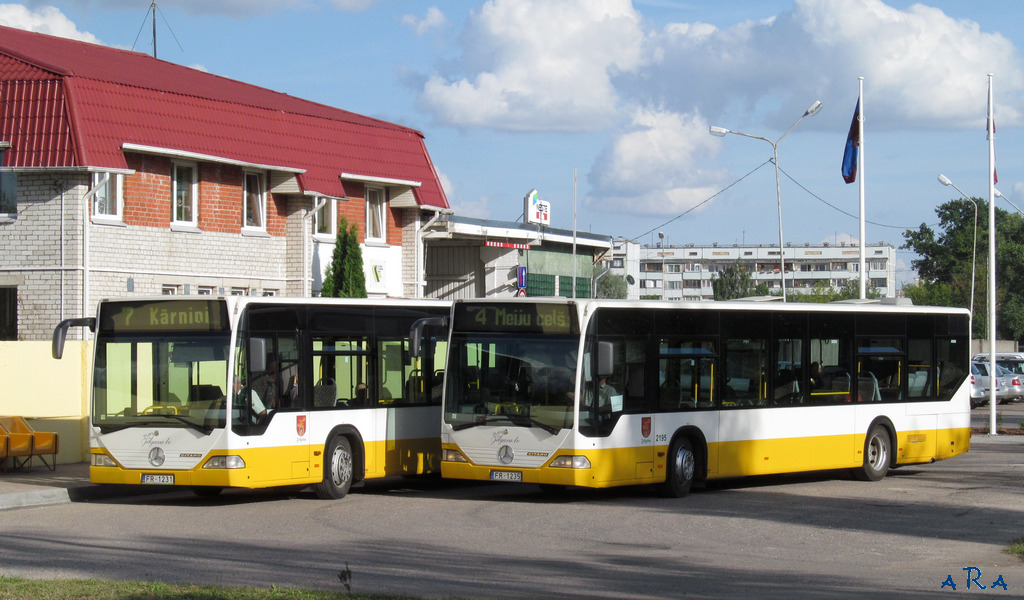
[
  {"x1": 332, "y1": 447, "x2": 352, "y2": 486},
  {"x1": 675, "y1": 446, "x2": 695, "y2": 481},
  {"x1": 867, "y1": 434, "x2": 886, "y2": 470}
]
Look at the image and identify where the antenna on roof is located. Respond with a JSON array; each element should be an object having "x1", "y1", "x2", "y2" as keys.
[{"x1": 131, "y1": 1, "x2": 184, "y2": 59}]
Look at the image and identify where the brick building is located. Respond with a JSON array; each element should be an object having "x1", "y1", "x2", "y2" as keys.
[{"x1": 0, "y1": 25, "x2": 449, "y2": 340}]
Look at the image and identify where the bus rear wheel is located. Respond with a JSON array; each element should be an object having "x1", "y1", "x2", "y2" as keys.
[
  {"x1": 855, "y1": 425, "x2": 891, "y2": 482},
  {"x1": 316, "y1": 435, "x2": 353, "y2": 499},
  {"x1": 661, "y1": 437, "x2": 695, "y2": 498}
]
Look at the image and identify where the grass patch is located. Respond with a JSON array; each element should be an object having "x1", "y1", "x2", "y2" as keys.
[
  {"x1": 1006, "y1": 538, "x2": 1024, "y2": 560},
  {"x1": 0, "y1": 576, "x2": 426, "y2": 600}
]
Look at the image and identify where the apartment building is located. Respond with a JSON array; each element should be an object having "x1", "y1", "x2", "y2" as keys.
[{"x1": 606, "y1": 238, "x2": 897, "y2": 300}]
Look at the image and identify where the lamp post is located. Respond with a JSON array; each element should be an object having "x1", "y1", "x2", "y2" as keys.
[
  {"x1": 658, "y1": 231, "x2": 666, "y2": 300},
  {"x1": 711, "y1": 100, "x2": 822, "y2": 302},
  {"x1": 937, "y1": 174, "x2": 978, "y2": 327}
]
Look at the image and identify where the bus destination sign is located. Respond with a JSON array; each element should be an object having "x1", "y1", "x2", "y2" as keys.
[
  {"x1": 99, "y1": 300, "x2": 229, "y2": 333},
  {"x1": 456, "y1": 302, "x2": 578, "y2": 335}
]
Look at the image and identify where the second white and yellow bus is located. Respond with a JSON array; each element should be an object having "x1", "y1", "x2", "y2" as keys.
[
  {"x1": 435, "y1": 298, "x2": 971, "y2": 496},
  {"x1": 53, "y1": 296, "x2": 450, "y2": 498}
]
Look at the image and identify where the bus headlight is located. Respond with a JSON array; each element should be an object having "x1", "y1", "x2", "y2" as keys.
[
  {"x1": 549, "y1": 455, "x2": 591, "y2": 469},
  {"x1": 442, "y1": 449, "x2": 468, "y2": 463},
  {"x1": 203, "y1": 455, "x2": 245, "y2": 469},
  {"x1": 91, "y1": 454, "x2": 118, "y2": 468}
]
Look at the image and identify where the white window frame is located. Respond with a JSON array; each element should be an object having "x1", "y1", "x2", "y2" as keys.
[
  {"x1": 365, "y1": 186, "x2": 386, "y2": 243},
  {"x1": 243, "y1": 170, "x2": 266, "y2": 231},
  {"x1": 171, "y1": 161, "x2": 198, "y2": 228},
  {"x1": 91, "y1": 173, "x2": 123, "y2": 224},
  {"x1": 313, "y1": 197, "x2": 335, "y2": 239}
]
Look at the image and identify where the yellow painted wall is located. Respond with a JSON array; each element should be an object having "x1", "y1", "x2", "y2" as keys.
[{"x1": 0, "y1": 341, "x2": 92, "y2": 465}]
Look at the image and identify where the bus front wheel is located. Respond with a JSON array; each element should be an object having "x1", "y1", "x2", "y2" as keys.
[
  {"x1": 661, "y1": 437, "x2": 695, "y2": 498},
  {"x1": 316, "y1": 435, "x2": 354, "y2": 499},
  {"x1": 855, "y1": 425, "x2": 891, "y2": 482}
]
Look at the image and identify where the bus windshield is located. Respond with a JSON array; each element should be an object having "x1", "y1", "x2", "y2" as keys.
[
  {"x1": 92, "y1": 332, "x2": 230, "y2": 433},
  {"x1": 444, "y1": 332, "x2": 577, "y2": 433}
]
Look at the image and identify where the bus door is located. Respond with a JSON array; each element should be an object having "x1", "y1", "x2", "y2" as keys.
[
  {"x1": 236, "y1": 330, "x2": 308, "y2": 485},
  {"x1": 379, "y1": 335, "x2": 445, "y2": 476},
  {"x1": 585, "y1": 335, "x2": 655, "y2": 483}
]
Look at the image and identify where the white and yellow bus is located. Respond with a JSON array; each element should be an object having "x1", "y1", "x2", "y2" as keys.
[
  {"x1": 53, "y1": 296, "x2": 450, "y2": 498},
  {"x1": 435, "y1": 298, "x2": 971, "y2": 496}
]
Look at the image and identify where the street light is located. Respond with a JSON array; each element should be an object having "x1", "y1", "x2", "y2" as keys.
[
  {"x1": 658, "y1": 231, "x2": 666, "y2": 299},
  {"x1": 938, "y1": 174, "x2": 978, "y2": 327},
  {"x1": 710, "y1": 100, "x2": 822, "y2": 301}
]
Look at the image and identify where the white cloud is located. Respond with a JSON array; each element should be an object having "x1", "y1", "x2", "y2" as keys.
[
  {"x1": 329, "y1": 0, "x2": 378, "y2": 11},
  {"x1": 0, "y1": 4, "x2": 99, "y2": 42},
  {"x1": 449, "y1": 196, "x2": 491, "y2": 220},
  {"x1": 639, "y1": 0, "x2": 1024, "y2": 129},
  {"x1": 419, "y1": 0, "x2": 646, "y2": 131},
  {"x1": 587, "y1": 107, "x2": 727, "y2": 217},
  {"x1": 403, "y1": 6, "x2": 447, "y2": 36}
]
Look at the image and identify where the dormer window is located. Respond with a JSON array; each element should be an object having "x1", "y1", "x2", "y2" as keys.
[
  {"x1": 365, "y1": 186, "x2": 385, "y2": 243},
  {"x1": 172, "y1": 161, "x2": 198, "y2": 226},
  {"x1": 243, "y1": 171, "x2": 266, "y2": 230}
]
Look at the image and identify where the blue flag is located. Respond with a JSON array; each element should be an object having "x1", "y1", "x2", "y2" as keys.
[{"x1": 842, "y1": 100, "x2": 860, "y2": 184}]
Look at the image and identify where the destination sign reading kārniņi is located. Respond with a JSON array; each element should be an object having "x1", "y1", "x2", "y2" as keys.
[{"x1": 99, "y1": 300, "x2": 229, "y2": 333}]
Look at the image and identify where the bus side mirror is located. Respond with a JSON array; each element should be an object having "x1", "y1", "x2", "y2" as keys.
[
  {"x1": 52, "y1": 317, "x2": 96, "y2": 359},
  {"x1": 598, "y1": 341, "x2": 615, "y2": 378},
  {"x1": 410, "y1": 316, "x2": 447, "y2": 359},
  {"x1": 249, "y1": 337, "x2": 267, "y2": 373}
]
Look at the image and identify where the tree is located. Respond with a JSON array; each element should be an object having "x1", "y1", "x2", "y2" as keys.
[
  {"x1": 712, "y1": 259, "x2": 759, "y2": 300},
  {"x1": 320, "y1": 216, "x2": 367, "y2": 298},
  {"x1": 788, "y1": 278, "x2": 879, "y2": 303},
  {"x1": 903, "y1": 197, "x2": 1024, "y2": 341},
  {"x1": 594, "y1": 267, "x2": 628, "y2": 299}
]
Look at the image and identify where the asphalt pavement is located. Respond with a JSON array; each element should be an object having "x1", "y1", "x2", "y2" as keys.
[{"x1": 1, "y1": 407, "x2": 1021, "y2": 510}]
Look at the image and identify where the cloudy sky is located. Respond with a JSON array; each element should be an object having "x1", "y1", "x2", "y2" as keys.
[{"x1": 3, "y1": 1, "x2": 1022, "y2": 285}]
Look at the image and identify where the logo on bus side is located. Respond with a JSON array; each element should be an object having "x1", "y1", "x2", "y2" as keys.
[
  {"x1": 641, "y1": 417, "x2": 652, "y2": 439},
  {"x1": 296, "y1": 415, "x2": 307, "y2": 437}
]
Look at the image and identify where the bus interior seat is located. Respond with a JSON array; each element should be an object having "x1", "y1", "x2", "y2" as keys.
[
  {"x1": 908, "y1": 371, "x2": 928, "y2": 396},
  {"x1": 196, "y1": 385, "x2": 224, "y2": 402},
  {"x1": 313, "y1": 378, "x2": 337, "y2": 407},
  {"x1": 857, "y1": 373, "x2": 881, "y2": 402}
]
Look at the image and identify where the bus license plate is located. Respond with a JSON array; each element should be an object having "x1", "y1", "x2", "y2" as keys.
[
  {"x1": 141, "y1": 474, "x2": 174, "y2": 485},
  {"x1": 490, "y1": 470, "x2": 522, "y2": 482}
]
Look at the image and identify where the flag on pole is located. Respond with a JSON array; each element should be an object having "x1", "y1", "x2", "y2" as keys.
[
  {"x1": 842, "y1": 100, "x2": 860, "y2": 183},
  {"x1": 987, "y1": 116, "x2": 998, "y2": 183}
]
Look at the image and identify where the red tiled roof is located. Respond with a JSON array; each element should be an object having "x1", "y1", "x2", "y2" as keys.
[{"x1": 0, "y1": 25, "x2": 447, "y2": 208}]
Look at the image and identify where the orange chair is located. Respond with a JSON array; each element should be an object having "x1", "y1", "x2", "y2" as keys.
[
  {"x1": 0, "y1": 417, "x2": 58, "y2": 472},
  {"x1": 0, "y1": 419, "x2": 34, "y2": 471},
  {"x1": 0, "y1": 434, "x2": 8, "y2": 473}
]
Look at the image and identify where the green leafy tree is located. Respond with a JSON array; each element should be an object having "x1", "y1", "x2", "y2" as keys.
[
  {"x1": 789, "y1": 278, "x2": 879, "y2": 303},
  {"x1": 713, "y1": 259, "x2": 759, "y2": 300},
  {"x1": 903, "y1": 197, "x2": 1024, "y2": 341},
  {"x1": 321, "y1": 216, "x2": 367, "y2": 298},
  {"x1": 595, "y1": 268, "x2": 628, "y2": 299}
]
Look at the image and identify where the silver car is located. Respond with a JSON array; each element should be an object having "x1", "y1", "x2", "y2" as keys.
[
  {"x1": 971, "y1": 362, "x2": 1003, "y2": 409},
  {"x1": 997, "y1": 365, "x2": 1024, "y2": 403}
]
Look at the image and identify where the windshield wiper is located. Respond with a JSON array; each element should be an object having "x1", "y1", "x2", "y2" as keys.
[
  {"x1": 138, "y1": 414, "x2": 213, "y2": 435},
  {"x1": 449, "y1": 414, "x2": 559, "y2": 435},
  {"x1": 504, "y1": 413, "x2": 560, "y2": 435}
]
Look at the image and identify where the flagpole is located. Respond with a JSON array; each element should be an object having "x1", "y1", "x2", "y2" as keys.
[
  {"x1": 858, "y1": 77, "x2": 867, "y2": 298},
  {"x1": 572, "y1": 167, "x2": 577, "y2": 299},
  {"x1": 987, "y1": 73, "x2": 997, "y2": 435}
]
